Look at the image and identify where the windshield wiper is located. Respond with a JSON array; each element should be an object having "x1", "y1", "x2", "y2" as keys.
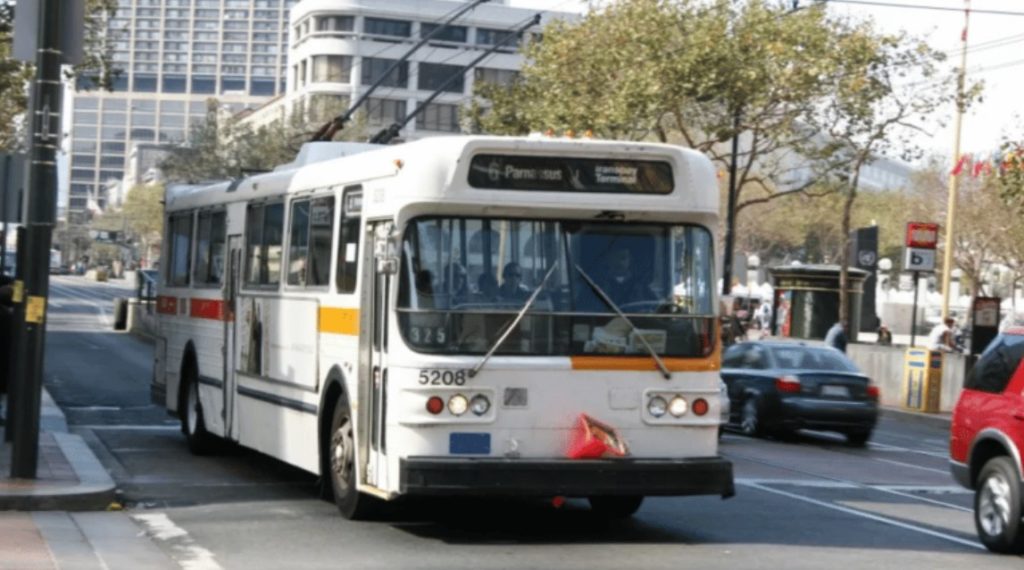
[
  {"x1": 573, "y1": 264, "x2": 671, "y2": 380},
  {"x1": 468, "y1": 263, "x2": 559, "y2": 379}
]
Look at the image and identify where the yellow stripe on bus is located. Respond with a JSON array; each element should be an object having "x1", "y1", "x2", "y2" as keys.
[
  {"x1": 319, "y1": 307, "x2": 360, "y2": 335},
  {"x1": 571, "y1": 343, "x2": 721, "y2": 372}
]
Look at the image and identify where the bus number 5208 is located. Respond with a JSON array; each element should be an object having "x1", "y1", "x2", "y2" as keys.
[{"x1": 418, "y1": 369, "x2": 467, "y2": 386}]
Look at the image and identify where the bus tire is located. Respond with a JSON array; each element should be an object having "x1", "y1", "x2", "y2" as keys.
[
  {"x1": 329, "y1": 393, "x2": 378, "y2": 520},
  {"x1": 180, "y1": 364, "x2": 216, "y2": 455},
  {"x1": 588, "y1": 495, "x2": 644, "y2": 519}
]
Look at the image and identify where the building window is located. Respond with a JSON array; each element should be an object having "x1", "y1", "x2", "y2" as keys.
[
  {"x1": 299, "y1": 59, "x2": 307, "y2": 86},
  {"x1": 191, "y1": 76, "x2": 216, "y2": 94},
  {"x1": 474, "y1": 67, "x2": 518, "y2": 87},
  {"x1": 312, "y1": 55, "x2": 352, "y2": 83},
  {"x1": 361, "y1": 57, "x2": 407, "y2": 89},
  {"x1": 162, "y1": 75, "x2": 187, "y2": 93},
  {"x1": 419, "y1": 103, "x2": 460, "y2": 133},
  {"x1": 221, "y1": 77, "x2": 246, "y2": 93},
  {"x1": 316, "y1": 15, "x2": 354, "y2": 33},
  {"x1": 418, "y1": 62, "x2": 463, "y2": 93},
  {"x1": 133, "y1": 74, "x2": 157, "y2": 92},
  {"x1": 74, "y1": 111, "x2": 98, "y2": 125},
  {"x1": 72, "y1": 155, "x2": 95, "y2": 167},
  {"x1": 365, "y1": 98, "x2": 406, "y2": 126},
  {"x1": 364, "y1": 17, "x2": 411, "y2": 38},
  {"x1": 250, "y1": 79, "x2": 276, "y2": 96},
  {"x1": 421, "y1": 23, "x2": 467, "y2": 44},
  {"x1": 476, "y1": 27, "x2": 518, "y2": 51}
]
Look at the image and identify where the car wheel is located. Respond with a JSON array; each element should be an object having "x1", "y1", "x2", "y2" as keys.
[
  {"x1": 740, "y1": 398, "x2": 763, "y2": 437},
  {"x1": 329, "y1": 394, "x2": 378, "y2": 520},
  {"x1": 846, "y1": 430, "x2": 872, "y2": 447},
  {"x1": 181, "y1": 367, "x2": 215, "y2": 455},
  {"x1": 974, "y1": 456, "x2": 1024, "y2": 554},
  {"x1": 589, "y1": 495, "x2": 644, "y2": 519}
]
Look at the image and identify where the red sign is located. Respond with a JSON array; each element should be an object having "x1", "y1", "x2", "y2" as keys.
[{"x1": 906, "y1": 222, "x2": 939, "y2": 249}]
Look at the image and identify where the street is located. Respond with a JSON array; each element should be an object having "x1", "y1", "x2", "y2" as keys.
[{"x1": 43, "y1": 275, "x2": 1022, "y2": 569}]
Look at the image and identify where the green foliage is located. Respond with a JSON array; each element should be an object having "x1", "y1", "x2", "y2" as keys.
[{"x1": 122, "y1": 182, "x2": 164, "y2": 240}]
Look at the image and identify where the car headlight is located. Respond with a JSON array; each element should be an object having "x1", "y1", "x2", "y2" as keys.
[
  {"x1": 669, "y1": 396, "x2": 688, "y2": 417},
  {"x1": 448, "y1": 394, "x2": 469, "y2": 416},
  {"x1": 648, "y1": 396, "x2": 668, "y2": 417}
]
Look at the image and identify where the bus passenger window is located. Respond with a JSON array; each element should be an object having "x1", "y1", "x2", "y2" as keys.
[
  {"x1": 337, "y1": 187, "x2": 361, "y2": 293},
  {"x1": 245, "y1": 202, "x2": 284, "y2": 287},
  {"x1": 244, "y1": 204, "x2": 264, "y2": 286},
  {"x1": 287, "y1": 200, "x2": 310, "y2": 285},
  {"x1": 168, "y1": 212, "x2": 193, "y2": 287},
  {"x1": 194, "y1": 210, "x2": 226, "y2": 286},
  {"x1": 308, "y1": 196, "x2": 334, "y2": 286}
]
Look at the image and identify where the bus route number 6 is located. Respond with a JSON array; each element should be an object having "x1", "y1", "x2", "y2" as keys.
[{"x1": 418, "y1": 369, "x2": 467, "y2": 386}]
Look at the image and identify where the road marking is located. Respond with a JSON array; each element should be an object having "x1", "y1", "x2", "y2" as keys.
[
  {"x1": 79, "y1": 424, "x2": 180, "y2": 431},
  {"x1": 49, "y1": 283, "x2": 113, "y2": 326},
  {"x1": 133, "y1": 512, "x2": 224, "y2": 570},
  {"x1": 873, "y1": 457, "x2": 951, "y2": 475},
  {"x1": 737, "y1": 478, "x2": 859, "y2": 489},
  {"x1": 741, "y1": 481, "x2": 985, "y2": 551},
  {"x1": 869, "y1": 440, "x2": 949, "y2": 459}
]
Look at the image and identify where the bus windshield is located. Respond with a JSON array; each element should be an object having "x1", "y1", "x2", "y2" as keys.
[{"x1": 397, "y1": 217, "x2": 715, "y2": 357}]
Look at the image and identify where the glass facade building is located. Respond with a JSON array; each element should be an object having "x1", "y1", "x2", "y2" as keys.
[{"x1": 65, "y1": 0, "x2": 297, "y2": 221}]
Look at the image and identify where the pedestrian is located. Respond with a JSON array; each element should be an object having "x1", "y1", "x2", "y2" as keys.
[
  {"x1": 927, "y1": 317, "x2": 956, "y2": 352},
  {"x1": 876, "y1": 323, "x2": 893, "y2": 346},
  {"x1": 825, "y1": 320, "x2": 848, "y2": 353}
]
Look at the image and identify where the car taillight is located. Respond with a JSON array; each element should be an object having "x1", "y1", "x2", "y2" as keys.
[
  {"x1": 775, "y1": 375, "x2": 801, "y2": 393},
  {"x1": 692, "y1": 398, "x2": 709, "y2": 416},
  {"x1": 867, "y1": 385, "x2": 880, "y2": 400},
  {"x1": 426, "y1": 396, "x2": 444, "y2": 415}
]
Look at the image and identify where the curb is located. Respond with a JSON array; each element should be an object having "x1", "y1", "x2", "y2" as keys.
[
  {"x1": 0, "y1": 388, "x2": 118, "y2": 511},
  {"x1": 880, "y1": 405, "x2": 952, "y2": 426}
]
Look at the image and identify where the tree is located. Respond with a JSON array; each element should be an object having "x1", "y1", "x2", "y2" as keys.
[
  {"x1": 473, "y1": 0, "x2": 856, "y2": 224},
  {"x1": 161, "y1": 96, "x2": 368, "y2": 183},
  {"x1": 809, "y1": 23, "x2": 962, "y2": 326},
  {"x1": 0, "y1": 0, "x2": 121, "y2": 151}
]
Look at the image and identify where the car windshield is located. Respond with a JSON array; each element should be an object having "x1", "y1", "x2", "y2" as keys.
[
  {"x1": 770, "y1": 346, "x2": 859, "y2": 372},
  {"x1": 397, "y1": 217, "x2": 715, "y2": 357}
]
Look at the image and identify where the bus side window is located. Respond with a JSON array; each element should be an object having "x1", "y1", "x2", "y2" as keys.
[
  {"x1": 194, "y1": 210, "x2": 226, "y2": 286},
  {"x1": 287, "y1": 199, "x2": 311, "y2": 286},
  {"x1": 308, "y1": 196, "x2": 334, "y2": 286},
  {"x1": 337, "y1": 186, "x2": 362, "y2": 293},
  {"x1": 168, "y1": 212, "x2": 193, "y2": 287},
  {"x1": 245, "y1": 202, "x2": 284, "y2": 287}
]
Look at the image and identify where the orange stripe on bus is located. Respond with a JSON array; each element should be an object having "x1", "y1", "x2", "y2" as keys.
[
  {"x1": 570, "y1": 352, "x2": 720, "y2": 373},
  {"x1": 319, "y1": 307, "x2": 359, "y2": 335}
]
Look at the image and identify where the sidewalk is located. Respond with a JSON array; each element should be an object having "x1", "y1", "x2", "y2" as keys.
[
  {"x1": 0, "y1": 390, "x2": 115, "y2": 511},
  {"x1": 0, "y1": 390, "x2": 180, "y2": 568}
]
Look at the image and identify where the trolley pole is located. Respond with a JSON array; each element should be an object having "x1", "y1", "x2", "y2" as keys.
[{"x1": 10, "y1": 0, "x2": 64, "y2": 479}]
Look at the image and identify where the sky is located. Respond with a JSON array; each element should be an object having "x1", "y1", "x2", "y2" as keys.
[{"x1": 510, "y1": 0, "x2": 1023, "y2": 164}]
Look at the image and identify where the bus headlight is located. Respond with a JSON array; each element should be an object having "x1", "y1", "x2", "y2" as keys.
[
  {"x1": 470, "y1": 394, "x2": 491, "y2": 416},
  {"x1": 648, "y1": 396, "x2": 668, "y2": 417},
  {"x1": 448, "y1": 394, "x2": 469, "y2": 416},
  {"x1": 669, "y1": 396, "x2": 688, "y2": 417}
]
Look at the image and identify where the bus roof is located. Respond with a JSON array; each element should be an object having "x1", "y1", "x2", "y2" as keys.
[{"x1": 165, "y1": 136, "x2": 719, "y2": 224}]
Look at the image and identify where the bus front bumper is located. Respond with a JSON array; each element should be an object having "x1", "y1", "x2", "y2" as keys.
[{"x1": 400, "y1": 457, "x2": 734, "y2": 498}]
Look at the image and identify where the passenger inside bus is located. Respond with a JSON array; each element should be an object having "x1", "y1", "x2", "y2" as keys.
[{"x1": 498, "y1": 262, "x2": 530, "y2": 302}]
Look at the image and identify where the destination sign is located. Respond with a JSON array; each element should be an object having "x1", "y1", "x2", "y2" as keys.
[{"x1": 468, "y1": 154, "x2": 674, "y2": 194}]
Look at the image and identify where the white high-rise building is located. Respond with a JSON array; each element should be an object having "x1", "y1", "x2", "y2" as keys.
[
  {"x1": 238, "y1": 0, "x2": 570, "y2": 140},
  {"x1": 65, "y1": 0, "x2": 299, "y2": 223}
]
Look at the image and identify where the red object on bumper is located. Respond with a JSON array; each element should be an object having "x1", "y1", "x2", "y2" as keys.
[{"x1": 566, "y1": 414, "x2": 629, "y2": 459}]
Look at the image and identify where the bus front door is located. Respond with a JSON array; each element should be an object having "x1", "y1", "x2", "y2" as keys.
[
  {"x1": 361, "y1": 222, "x2": 392, "y2": 490},
  {"x1": 223, "y1": 235, "x2": 242, "y2": 440}
]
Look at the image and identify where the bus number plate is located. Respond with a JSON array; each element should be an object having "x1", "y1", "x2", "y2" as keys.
[{"x1": 419, "y1": 369, "x2": 467, "y2": 386}]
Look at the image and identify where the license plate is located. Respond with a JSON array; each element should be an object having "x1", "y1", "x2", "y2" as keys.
[{"x1": 821, "y1": 385, "x2": 850, "y2": 398}]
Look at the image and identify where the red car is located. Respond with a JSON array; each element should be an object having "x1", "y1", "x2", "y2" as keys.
[{"x1": 950, "y1": 328, "x2": 1024, "y2": 553}]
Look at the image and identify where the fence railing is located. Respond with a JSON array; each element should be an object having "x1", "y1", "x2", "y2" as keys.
[{"x1": 136, "y1": 269, "x2": 158, "y2": 314}]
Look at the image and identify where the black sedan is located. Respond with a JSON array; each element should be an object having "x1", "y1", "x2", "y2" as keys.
[{"x1": 720, "y1": 341, "x2": 879, "y2": 445}]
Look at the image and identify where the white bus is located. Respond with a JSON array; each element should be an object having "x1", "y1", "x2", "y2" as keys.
[{"x1": 152, "y1": 135, "x2": 733, "y2": 519}]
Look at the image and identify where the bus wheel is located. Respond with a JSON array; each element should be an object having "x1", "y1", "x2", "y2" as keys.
[
  {"x1": 588, "y1": 495, "x2": 644, "y2": 519},
  {"x1": 181, "y1": 368, "x2": 215, "y2": 455},
  {"x1": 329, "y1": 394, "x2": 378, "y2": 520}
]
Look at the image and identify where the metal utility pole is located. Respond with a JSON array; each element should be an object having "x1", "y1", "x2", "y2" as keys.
[
  {"x1": 940, "y1": 0, "x2": 970, "y2": 322},
  {"x1": 721, "y1": 109, "x2": 741, "y2": 296},
  {"x1": 11, "y1": 0, "x2": 64, "y2": 478}
]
